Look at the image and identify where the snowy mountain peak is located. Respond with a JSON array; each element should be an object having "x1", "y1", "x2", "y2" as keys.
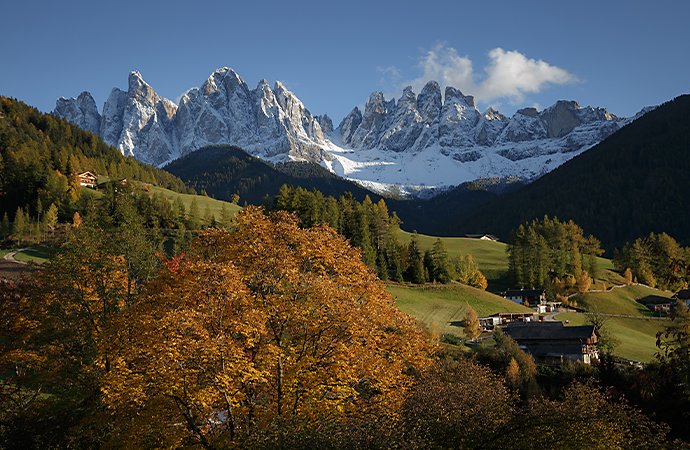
[
  {"x1": 54, "y1": 69, "x2": 635, "y2": 197},
  {"x1": 417, "y1": 81, "x2": 442, "y2": 121},
  {"x1": 54, "y1": 91, "x2": 101, "y2": 135},
  {"x1": 444, "y1": 86, "x2": 476, "y2": 109}
]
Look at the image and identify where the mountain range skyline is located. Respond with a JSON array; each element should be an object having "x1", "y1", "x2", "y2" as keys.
[
  {"x1": 54, "y1": 66, "x2": 627, "y2": 195},
  {"x1": 3, "y1": 1, "x2": 689, "y2": 123}
]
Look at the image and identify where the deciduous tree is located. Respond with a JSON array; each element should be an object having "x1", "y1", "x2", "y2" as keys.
[
  {"x1": 102, "y1": 207, "x2": 433, "y2": 448},
  {"x1": 463, "y1": 305, "x2": 481, "y2": 341}
]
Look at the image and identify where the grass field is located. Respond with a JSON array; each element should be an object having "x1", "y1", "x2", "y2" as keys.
[
  {"x1": 388, "y1": 282, "x2": 532, "y2": 338},
  {"x1": 149, "y1": 186, "x2": 242, "y2": 220},
  {"x1": 0, "y1": 245, "x2": 55, "y2": 264},
  {"x1": 81, "y1": 183, "x2": 241, "y2": 222},
  {"x1": 574, "y1": 284, "x2": 672, "y2": 317},
  {"x1": 397, "y1": 230, "x2": 510, "y2": 289},
  {"x1": 555, "y1": 284, "x2": 673, "y2": 361},
  {"x1": 555, "y1": 311, "x2": 667, "y2": 362},
  {"x1": 397, "y1": 229, "x2": 625, "y2": 292},
  {"x1": 13, "y1": 245, "x2": 54, "y2": 264}
]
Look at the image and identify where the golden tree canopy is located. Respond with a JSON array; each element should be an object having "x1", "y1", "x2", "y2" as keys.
[{"x1": 103, "y1": 207, "x2": 433, "y2": 448}]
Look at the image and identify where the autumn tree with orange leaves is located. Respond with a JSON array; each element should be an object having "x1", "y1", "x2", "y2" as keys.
[{"x1": 102, "y1": 207, "x2": 434, "y2": 448}]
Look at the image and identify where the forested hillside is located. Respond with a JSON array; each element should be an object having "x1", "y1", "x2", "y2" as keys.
[
  {"x1": 164, "y1": 145, "x2": 385, "y2": 205},
  {"x1": 0, "y1": 97, "x2": 189, "y2": 220},
  {"x1": 461, "y1": 95, "x2": 690, "y2": 250}
]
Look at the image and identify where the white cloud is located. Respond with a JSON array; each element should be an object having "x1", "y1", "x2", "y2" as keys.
[{"x1": 405, "y1": 44, "x2": 578, "y2": 104}]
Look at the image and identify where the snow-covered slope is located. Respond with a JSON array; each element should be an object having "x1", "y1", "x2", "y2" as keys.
[{"x1": 54, "y1": 68, "x2": 631, "y2": 196}]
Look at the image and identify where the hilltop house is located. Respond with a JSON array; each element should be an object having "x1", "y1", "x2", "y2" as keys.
[
  {"x1": 502, "y1": 288, "x2": 546, "y2": 306},
  {"x1": 639, "y1": 297, "x2": 674, "y2": 313},
  {"x1": 504, "y1": 322, "x2": 600, "y2": 365},
  {"x1": 78, "y1": 171, "x2": 97, "y2": 189},
  {"x1": 479, "y1": 312, "x2": 539, "y2": 330},
  {"x1": 465, "y1": 234, "x2": 499, "y2": 242}
]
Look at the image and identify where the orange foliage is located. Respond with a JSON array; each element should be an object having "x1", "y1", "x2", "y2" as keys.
[{"x1": 102, "y1": 207, "x2": 434, "y2": 446}]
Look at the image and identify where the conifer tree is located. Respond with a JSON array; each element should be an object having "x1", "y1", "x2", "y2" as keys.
[
  {"x1": 188, "y1": 198, "x2": 200, "y2": 229},
  {"x1": 220, "y1": 204, "x2": 233, "y2": 229},
  {"x1": 1, "y1": 212, "x2": 9, "y2": 240},
  {"x1": 623, "y1": 267, "x2": 633, "y2": 285},
  {"x1": 506, "y1": 357, "x2": 521, "y2": 387},
  {"x1": 13, "y1": 207, "x2": 28, "y2": 246},
  {"x1": 431, "y1": 238, "x2": 451, "y2": 283},
  {"x1": 43, "y1": 203, "x2": 59, "y2": 239},
  {"x1": 406, "y1": 234, "x2": 426, "y2": 284},
  {"x1": 72, "y1": 211, "x2": 82, "y2": 228},
  {"x1": 423, "y1": 249, "x2": 435, "y2": 282}
]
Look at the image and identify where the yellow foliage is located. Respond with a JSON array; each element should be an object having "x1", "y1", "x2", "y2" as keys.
[{"x1": 102, "y1": 207, "x2": 434, "y2": 446}]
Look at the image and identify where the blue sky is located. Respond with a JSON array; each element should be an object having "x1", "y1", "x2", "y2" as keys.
[{"x1": 2, "y1": 0, "x2": 688, "y2": 122}]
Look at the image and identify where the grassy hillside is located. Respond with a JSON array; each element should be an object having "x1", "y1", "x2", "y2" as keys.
[
  {"x1": 0, "y1": 96, "x2": 188, "y2": 220},
  {"x1": 397, "y1": 229, "x2": 625, "y2": 291},
  {"x1": 388, "y1": 283, "x2": 532, "y2": 338},
  {"x1": 574, "y1": 284, "x2": 672, "y2": 317},
  {"x1": 556, "y1": 284, "x2": 673, "y2": 361},
  {"x1": 556, "y1": 312, "x2": 667, "y2": 362},
  {"x1": 397, "y1": 230, "x2": 510, "y2": 289},
  {"x1": 149, "y1": 186, "x2": 242, "y2": 219}
]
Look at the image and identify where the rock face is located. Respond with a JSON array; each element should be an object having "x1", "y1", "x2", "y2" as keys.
[
  {"x1": 55, "y1": 92, "x2": 101, "y2": 135},
  {"x1": 55, "y1": 68, "x2": 327, "y2": 166},
  {"x1": 55, "y1": 67, "x2": 630, "y2": 194},
  {"x1": 336, "y1": 84, "x2": 621, "y2": 159}
]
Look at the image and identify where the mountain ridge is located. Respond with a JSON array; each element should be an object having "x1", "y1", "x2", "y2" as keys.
[
  {"x1": 54, "y1": 67, "x2": 632, "y2": 195},
  {"x1": 457, "y1": 94, "x2": 690, "y2": 250}
]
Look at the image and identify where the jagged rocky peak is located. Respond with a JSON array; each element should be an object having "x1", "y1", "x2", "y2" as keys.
[
  {"x1": 417, "y1": 81, "x2": 442, "y2": 121},
  {"x1": 203, "y1": 66, "x2": 245, "y2": 94},
  {"x1": 516, "y1": 107, "x2": 539, "y2": 117},
  {"x1": 315, "y1": 114, "x2": 334, "y2": 134},
  {"x1": 444, "y1": 86, "x2": 476, "y2": 108},
  {"x1": 398, "y1": 86, "x2": 417, "y2": 108},
  {"x1": 484, "y1": 107, "x2": 506, "y2": 121},
  {"x1": 54, "y1": 91, "x2": 101, "y2": 135},
  {"x1": 54, "y1": 68, "x2": 632, "y2": 194},
  {"x1": 338, "y1": 107, "x2": 362, "y2": 143},
  {"x1": 539, "y1": 100, "x2": 583, "y2": 138}
]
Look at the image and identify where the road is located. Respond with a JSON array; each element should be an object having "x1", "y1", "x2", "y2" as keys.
[{"x1": 2, "y1": 248, "x2": 28, "y2": 265}]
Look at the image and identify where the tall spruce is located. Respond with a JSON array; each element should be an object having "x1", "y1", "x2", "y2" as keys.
[{"x1": 406, "y1": 233, "x2": 426, "y2": 284}]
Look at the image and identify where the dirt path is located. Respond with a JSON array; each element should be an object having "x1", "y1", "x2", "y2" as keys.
[{"x1": 3, "y1": 248, "x2": 29, "y2": 265}]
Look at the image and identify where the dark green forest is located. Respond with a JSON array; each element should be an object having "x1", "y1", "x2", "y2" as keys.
[
  {"x1": 164, "y1": 145, "x2": 385, "y2": 205},
  {"x1": 270, "y1": 185, "x2": 487, "y2": 287},
  {"x1": 0, "y1": 97, "x2": 189, "y2": 222},
  {"x1": 461, "y1": 95, "x2": 690, "y2": 251}
]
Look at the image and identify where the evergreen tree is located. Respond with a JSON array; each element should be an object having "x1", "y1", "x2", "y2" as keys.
[
  {"x1": 12, "y1": 207, "x2": 28, "y2": 246},
  {"x1": 356, "y1": 205, "x2": 376, "y2": 268},
  {"x1": 220, "y1": 204, "x2": 233, "y2": 229},
  {"x1": 431, "y1": 238, "x2": 451, "y2": 283},
  {"x1": 174, "y1": 197, "x2": 186, "y2": 226},
  {"x1": 406, "y1": 234, "x2": 426, "y2": 284},
  {"x1": 43, "y1": 203, "x2": 59, "y2": 239},
  {"x1": 1, "y1": 212, "x2": 9, "y2": 240},
  {"x1": 423, "y1": 249, "x2": 435, "y2": 283},
  {"x1": 188, "y1": 198, "x2": 200, "y2": 229}
]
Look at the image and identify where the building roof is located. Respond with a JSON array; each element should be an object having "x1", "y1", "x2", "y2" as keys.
[
  {"x1": 504, "y1": 322, "x2": 599, "y2": 341},
  {"x1": 673, "y1": 289, "x2": 690, "y2": 300},
  {"x1": 465, "y1": 234, "x2": 499, "y2": 241},
  {"x1": 78, "y1": 171, "x2": 97, "y2": 178},
  {"x1": 639, "y1": 297, "x2": 674, "y2": 306},
  {"x1": 503, "y1": 289, "x2": 546, "y2": 297}
]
